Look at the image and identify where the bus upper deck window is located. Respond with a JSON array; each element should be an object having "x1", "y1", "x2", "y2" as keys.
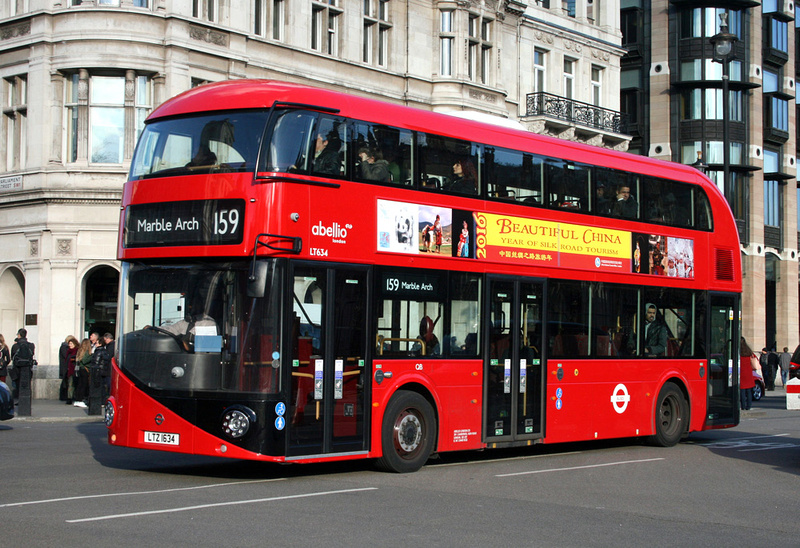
[{"x1": 264, "y1": 110, "x2": 317, "y2": 173}]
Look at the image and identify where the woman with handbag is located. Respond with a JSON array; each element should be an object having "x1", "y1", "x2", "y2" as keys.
[{"x1": 740, "y1": 337, "x2": 758, "y2": 411}]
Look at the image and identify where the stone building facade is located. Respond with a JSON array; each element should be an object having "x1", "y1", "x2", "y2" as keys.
[{"x1": 0, "y1": 0, "x2": 624, "y2": 397}]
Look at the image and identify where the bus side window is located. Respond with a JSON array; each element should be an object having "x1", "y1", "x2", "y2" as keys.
[
  {"x1": 311, "y1": 116, "x2": 347, "y2": 178},
  {"x1": 485, "y1": 147, "x2": 543, "y2": 205},
  {"x1": 694, "y1": 187, "x2": 713, "y2": 230},
  {"x1": 448, "y1": 273, "x2": 481, "y2": 357},
  {"x1": 547, "y1": 160, "x2": 589, "y2": 212},
  {"x1": 351, "y1": 122, "x2": 412, "y2": 186},
  {"x1": 418, "y1": 133, "x2": 480, "y2": 195},
  {"x1": 547, "y1": 281, "x2": 590, "y2": 358},
  {"x1": 590, "y1": 283, "x2": 638, "y2": 358}
]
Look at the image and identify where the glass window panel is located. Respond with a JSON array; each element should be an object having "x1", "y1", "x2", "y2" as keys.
[
  {"x1": 547, "y1": 281, "x2": 590, "y2": 358},
  {"x1": 764, "y1": 179, "x2": 780, "y2": 226},
  {"x1": 484, "y1": 146, "x2": 543, "y2": 204},
  {"x1": 680, "y1": 59, "x2": 701, "y2": 80},
  {"x1": 449, "y1": 273, "x2": 481, "y2": 357},
  {"x1": 352, "y1": 121, "x2": 412, "y2": 186},
  {"x1": 546, "y1": 160, "x2": 589, "y2": 212},
  {"x1": 764, "y1": 149, "x2": 780, "y2": 174},
  {"x1": 417, "y1": 133, "x2": 479, "y2": 195},
  {"x1": 90, "y1": 107, "x2": 124, "y2": 163},
  {"x1": 376, "y1": 269, "x2": 445, "y2": 357},
  {"x1": 590, "y1": 283, "x2": 638, "y2": 357},
  {"x1": 620, "y1": 68, "x2": 640, "y2": 90},
  {"x1": 764, "y1": 70, "x2": 779, "y2": 93},
  {"x1": 90, "y1": 76, "x2": 125, "y2": 105}
]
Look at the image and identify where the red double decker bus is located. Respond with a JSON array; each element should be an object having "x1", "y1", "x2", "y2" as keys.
[{"x1": 106, "y1": 80, "x2": 741, "y2": 472}]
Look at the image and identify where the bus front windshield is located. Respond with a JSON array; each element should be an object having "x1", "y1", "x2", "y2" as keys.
[
  {"x1": 129, "y1": 111, "x2": 270, "y2": 180},
  {"x1": 118, "y1": 260, "x2": 283, "y2": 395}
]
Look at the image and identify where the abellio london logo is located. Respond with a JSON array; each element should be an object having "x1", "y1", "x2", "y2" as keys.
[{"x1": 312, "y1": 221, "x2": 351, "y2": 244}]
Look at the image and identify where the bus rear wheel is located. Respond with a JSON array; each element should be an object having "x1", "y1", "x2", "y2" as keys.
[
  {"x1": 376, "y1": 390, "x2": 436, "y2": 473},
  {"x1": 651, "y1": 381, "x2": 687, "y2": 447}
]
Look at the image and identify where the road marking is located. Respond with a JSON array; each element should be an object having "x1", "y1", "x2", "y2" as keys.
[
  {"x1": 0, "y1": 478, "x2": 286, "y2": 509},
  {"x1": 698, "y1": 434, "x2": 798, "y2": 452},
  {"x1": 495, "y1": 457, "x2": 664, "y2": 477},
  {"x1": 436, "y1": 451, "x2": 584, "y2": 468},
  {"x1": 696, "y1": 433, "x2": 790, "y2": 445},
  {"x1": 66, "y1": 487, "x2": 378, "y2": 523}
]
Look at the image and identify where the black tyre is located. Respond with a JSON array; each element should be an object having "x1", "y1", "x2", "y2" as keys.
[
  {"x1": 651, "y1": 381, "x2": 688, "y2": 447},
  {"x1": 376, "y1": 390, "x2": 436, "y2": 473},
  {"x1": 752, "y1": 380, "x2": 764, "y2": 401}
]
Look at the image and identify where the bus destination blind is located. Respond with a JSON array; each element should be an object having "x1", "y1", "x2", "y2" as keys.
[{"x1": 125, "y1": 199, "x2": 245, "y2": 248}]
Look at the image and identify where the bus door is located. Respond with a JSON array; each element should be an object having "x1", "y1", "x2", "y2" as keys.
[
  {"x1": 485, "y1": 277, "x2": 545, "y2": 442},
  {"x1": 287, "y1": 264, "x2": 369, "y2": 457},
  {"x1": 707, "y1": 293, "x2": 739, "y2": 426}
]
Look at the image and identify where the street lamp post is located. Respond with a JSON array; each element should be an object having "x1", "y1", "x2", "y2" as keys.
[
  {"x1": 710, "y1": 12, "x2": 738, "y2": 208},
  {"x1": 692, "y1": 150, "x2": 708, "y2": 174}
]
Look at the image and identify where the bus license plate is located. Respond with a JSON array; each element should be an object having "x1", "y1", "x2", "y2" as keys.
[{"x1": 144, "y1": 431, "x2": 180, "y2": 446}]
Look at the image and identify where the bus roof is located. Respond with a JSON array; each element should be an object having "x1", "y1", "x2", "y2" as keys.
[{"x1": 147, "y1": 79, "x2": 721, "y2": 200}]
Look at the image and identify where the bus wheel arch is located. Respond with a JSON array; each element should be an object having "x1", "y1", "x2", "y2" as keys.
[
  {"x1": 376, "y1": 386, "x2": 438, "y2": 473},
  {"x1": 650, "y1": 379, "x2": 689, "y2": 447}
]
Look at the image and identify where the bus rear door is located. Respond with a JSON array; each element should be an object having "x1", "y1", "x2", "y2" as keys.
[
  {"x1": 485, "y1": 277, "x2": 546, "y2": 443},
  {"x1": 707, "y1": 292, "x2": 739, "y2": 427}
]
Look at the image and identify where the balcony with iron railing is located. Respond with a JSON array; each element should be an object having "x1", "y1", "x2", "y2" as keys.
[{"x1": 525, "y1": 92, "x2": 629, "y2": 136}]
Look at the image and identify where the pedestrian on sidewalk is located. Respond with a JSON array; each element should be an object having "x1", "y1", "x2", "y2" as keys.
[
  {"x1": 0, "y1": 334, "x2": 9, "y2": 384},
  {"x1": 73, "y1": 338, "x2": 92, "y2": 408},
  {"x1": 740, "y1": 338, "x2": 757, "y2": 411},
  {"x1": 63, "y1": 336, "x2": 78, "y2": 405},
  {"x1": 767, "y1": 347, "x2": 779, "y2": 390},
  {"x1": 779, "y1": 347, "x2": 792, "y2": 387},
  {"x1": 10, "y1": 328, "x2": 35, "y2": 401}
]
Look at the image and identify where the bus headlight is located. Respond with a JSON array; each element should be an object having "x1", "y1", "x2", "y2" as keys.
[
  {"x1": 221, "y1": 405, "x2": 256, "y2": 439},
  {"x1": 104, "y1": 397, "x2": 116, "y2": 427}
]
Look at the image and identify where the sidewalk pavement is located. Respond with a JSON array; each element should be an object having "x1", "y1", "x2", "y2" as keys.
[
  {"x1": 8, "y1": 383, "x2": 796, "y2": 423},
  {"x1": 11, "y1": 398, "x2": 105, "y2": 422}
]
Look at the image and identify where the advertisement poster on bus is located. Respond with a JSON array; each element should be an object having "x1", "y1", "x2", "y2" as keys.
[
  {"x1": 632, "y1": 233, "x2": 694, "y2": 278},
  {"x1": 377, "y1": 200, "x2": 476, "y2": 258},
  {"x1": 473, "y1": 212, "x2": 631, "y2": 272},
  {"x1": 377, "y1": 200, "x2": 692, "y2": 278}
]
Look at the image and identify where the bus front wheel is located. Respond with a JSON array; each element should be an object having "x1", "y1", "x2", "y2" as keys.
[
  {"x1": 376, "y1": 390, "x2": 436, "y2": 473},
  {"x1": 651, "y1": 381, "x2": 687, "y2": 447}
]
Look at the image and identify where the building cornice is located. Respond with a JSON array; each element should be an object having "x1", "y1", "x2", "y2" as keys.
[{"x1": 0, "y1": 189, "x2": 122, "y2": 209}]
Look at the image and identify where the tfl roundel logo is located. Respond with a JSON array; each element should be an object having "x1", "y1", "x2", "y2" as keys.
[{"x1": 610, "y1": 384, "x2": 631, "y2": 414}]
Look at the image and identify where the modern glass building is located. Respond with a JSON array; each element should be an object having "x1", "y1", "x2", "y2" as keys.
[{"x1": 621, "y1": 0, "x2": 798, "y2": 352}]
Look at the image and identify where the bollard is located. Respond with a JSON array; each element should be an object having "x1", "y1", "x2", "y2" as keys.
[
  {"x1": 786, "y1": 378, "x2": 800, "y2": 410},
  {"x1": 16, "y1": 365, "x2": 32, "y2": 416},
  {"x1": 88, "y1": 364, "x2": 103, "y2": 416}
]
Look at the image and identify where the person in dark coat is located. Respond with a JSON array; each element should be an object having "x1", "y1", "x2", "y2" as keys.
[
  {"x1": 10, "y1": 328, "x2": 35, "y2": 401},
  {"x1": 312, "y1": 131, "x2": 342, "y2": 175},
  {"x1": 766, "y1": 347, "x2": 779, "y2": 390}
]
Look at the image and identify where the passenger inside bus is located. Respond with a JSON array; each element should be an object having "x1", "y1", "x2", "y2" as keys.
[
  {"x1": 412, "y1": 316, "x2": 441, "y2": 356},
  {"x1": 611, "y1": 183, "x2": 638, "y2": 219},
  {"x1": 595, "y1": 181, "x2": 613, "y2": 215},
  {"x1": 445, "y1": 158, "x2": 478, "y2": 194},
  {"x1": 357, "y1": 146, "x2": 392, "y2": 182},
  {"x1": 186, "y1": 144, "x2": 217, "y2": 168},
  {"x1": 313, "y1": 130, "x2": 342, "y2": 175},
  {"x1": 640, "y1": 303, "x2": 668, "y2": 357}
]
